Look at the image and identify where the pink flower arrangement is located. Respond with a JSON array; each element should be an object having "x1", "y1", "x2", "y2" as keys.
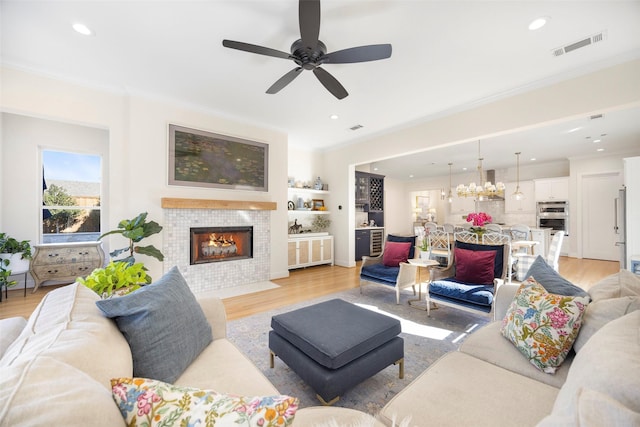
[{"x1": 466, "y1": 212, "x2": 492, "y2": 227}]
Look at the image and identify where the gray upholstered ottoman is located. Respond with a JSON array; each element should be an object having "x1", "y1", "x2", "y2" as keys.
[{"x1": 269, "y1": 298, "x2": 404, "y2": 405}]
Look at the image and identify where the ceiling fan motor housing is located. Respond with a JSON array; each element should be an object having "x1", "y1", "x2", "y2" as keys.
[{"x1": 291, "y1": 39, "x2": 327, "y2": 69}]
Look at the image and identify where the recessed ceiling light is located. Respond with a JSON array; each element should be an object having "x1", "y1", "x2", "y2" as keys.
[
  {"x1": 567, "y1": 127, "x2": 582, "y2": 133},
  {"x1": 530, "y1": 158, "x2": 537, "y2": 161},
  {"x1": 330, "y1": 114, "x2": 338, "y2": 120},
  {"x1": 409, "y1": 174, "x2": 414, "y2": 178},
  {"x1": 373, "y1": 167, "x2": 378, "y2": 171},
  {"x1": 597, "y1": 148, "x2": 605, "y2": 152},
  {"x1": 529, "y1": 17, "x2": 549, "y2": 31},
  {"x1": 462, "y1": 167, "x2": 468, "y2": 171},
  {"x1": 72, "y1": 23, "x2": 93, "y2": 36},
  {"x1": 593, "y1": 139, "x2": 601, "y2": 143}
]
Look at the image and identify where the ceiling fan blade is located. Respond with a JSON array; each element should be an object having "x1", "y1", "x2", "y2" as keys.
[
  {"x1": 222, "y1": 39, "x2": 291, "y2": 60},
  {"x1": 323, "y1": 44, "x2": 392, "y2": 64},
  {"x1": 266, "y1": 67, "x2": 303, "y2": 94},
  {"x1": 313, "y1": 67, "x2": 348, "y2": 100},
  {"x1": 299, "y1": 0, "x2": 320, "y2": 49}
]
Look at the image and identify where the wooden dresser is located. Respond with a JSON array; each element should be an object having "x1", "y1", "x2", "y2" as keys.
[{"x1": 30, "y1": 242, "x2": 105, "y2": 292}]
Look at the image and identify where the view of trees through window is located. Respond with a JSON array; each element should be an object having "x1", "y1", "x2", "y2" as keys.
[{"x1": 42, "y1": 150, "x2": 102, "y2": 243}]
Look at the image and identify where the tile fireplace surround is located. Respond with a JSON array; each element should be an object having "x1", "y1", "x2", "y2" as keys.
[{"x1": 162, "y1": 198, "x2": 276, "y2": 294}]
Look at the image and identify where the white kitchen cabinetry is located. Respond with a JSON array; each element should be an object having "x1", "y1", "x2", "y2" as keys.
[
  {"x1": 449, "y1": 189, "x2": 476, "y2": 214},
  {"x1": 504, "y1": 181, "x2": 536, "y2": 213},
  {"x1": 287, "y1": 235, "x2": 334, "y2": 269},
  {"x1": 535, "y1": 177, "x2": 569, "y2": 201}
]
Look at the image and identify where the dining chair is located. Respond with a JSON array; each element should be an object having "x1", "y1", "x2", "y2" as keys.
[
  {"x1": 428, "y1": 230, "x2": 453, "y2": 266},
  {"x1": 482, "y1": 232, "x2": 513, "y2": 282},
  {"x1": 485, "y1": 224, "x2": 502, "y2": 233},
  {"x1": 442, "y1": 223, "x2": 455, "y2": 233},
  {"x1": 423, "y1": 222, "x2": 438, "y2": 233},
  {"x1": 454, "y1": 230, "x2": 479, "y2": 244}
]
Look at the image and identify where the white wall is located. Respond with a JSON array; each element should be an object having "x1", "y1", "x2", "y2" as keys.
[
  {"x1": 1, "y1": 67, "x2": 289, "y2": 284},
  {"x1": 323, "y1": 59, "x2": 640, "y2": 267},
  {"x1": 1, "y1": 114, "x2": 109, "y2": 263}
]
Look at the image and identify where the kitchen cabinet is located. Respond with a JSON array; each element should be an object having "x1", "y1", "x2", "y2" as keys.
[
  {"x1": 355, "y1": 229, "x2": 370, "y2": 261},
  {"x1": 504, "y1": 181, "x2": 536, "y2": 213},
  {"x1": 30, "y1": 242, "x2": 105, "y2": 291},
  {"x1": 355, "y1": 172, "x2": 370, "y2": 205},
  {"x1": 449, "y1": 190, "x2": 476, "y2": 214},
  {"x1": 355, "y1": 228, "x2": 384, "y2": 260},
  {"x1": 287, "y1": 235, "x2": 333, "y2": 269},
  {"x1": 355, "y1": 172, "x2": 384, "y2": 212},
  {"x1": 535, "y1": 177, "x2": 569, "y2": 201}
]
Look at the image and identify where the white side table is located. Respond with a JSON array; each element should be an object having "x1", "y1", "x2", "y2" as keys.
[{"x1": 407, "y1": 258, "x2": 439, "y2": 309}]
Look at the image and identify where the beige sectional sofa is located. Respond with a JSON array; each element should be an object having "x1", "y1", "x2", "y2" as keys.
[
  {"x1": 379, "y1": 270, "x2": 640, "y2": 426},
  {"x1": 2, "y1": 270, "x2": 638, "y2": 426},
  {"x1": 0, "y1": 283, "x2": 381, "y2": 426}
]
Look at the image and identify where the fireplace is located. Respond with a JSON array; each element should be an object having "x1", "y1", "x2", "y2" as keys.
[{"x1": 190, "y1": 226, "x2": 253, "y2": 265}]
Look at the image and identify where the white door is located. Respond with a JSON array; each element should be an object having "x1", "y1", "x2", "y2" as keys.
[{"x1": 582, "y1": 172, "x2": 621, "y2": 261}]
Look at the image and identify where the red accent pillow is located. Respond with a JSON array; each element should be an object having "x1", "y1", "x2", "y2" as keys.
[
  {"x1": 382, "y1": 241, "x2": 412, "y2": 267},
  {"x1": 454, "y1": 247, "x2": 497, "y2": 284}
]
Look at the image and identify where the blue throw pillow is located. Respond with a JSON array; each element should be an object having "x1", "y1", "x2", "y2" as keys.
[
  {"x1": 387, "y1": 234, "x2": 417, "y2": 259},
  {"x1": 525, "y1": 256, "x2": 589, "y2": 298},
  {"x1": 96, "y1": 266, "x2": 213, "y2": 383}
]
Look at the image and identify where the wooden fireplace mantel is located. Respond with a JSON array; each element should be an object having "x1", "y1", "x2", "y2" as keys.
[{"x1": 161, "y1": 197, "x2": 277, "y2": 211}]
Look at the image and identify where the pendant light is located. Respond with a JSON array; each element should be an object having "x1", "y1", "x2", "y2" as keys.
[
  {"x1": 447, "y1": 162, "x2": 453, "y2": 203},
  {"x1": 456, "y1": 140, "x2": 505, "y2": 199},
  {"x1": 513, "y1": 152, "x2": 525, "y2": 200}
]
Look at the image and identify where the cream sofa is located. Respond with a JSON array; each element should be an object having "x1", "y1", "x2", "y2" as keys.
[
  {"x1": 379, "y1": 270, "x2": 640, "y2": 426},
  {"x1": 0, "y1": 283, "x2": 382, "y2": 426}
]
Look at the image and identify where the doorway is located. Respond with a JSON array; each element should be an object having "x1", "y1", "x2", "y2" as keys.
[{"x1": 581, "y1": 172, "x2": 621, "y2": 261}]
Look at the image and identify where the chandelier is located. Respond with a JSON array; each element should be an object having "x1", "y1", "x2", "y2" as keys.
[{"x1": 456, "y1": 140, "x2": 505, "y2": 200}]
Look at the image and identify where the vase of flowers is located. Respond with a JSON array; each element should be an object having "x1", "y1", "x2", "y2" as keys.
[{"x1": 466, "y1": 212, "x2": 492, "y2": 235}]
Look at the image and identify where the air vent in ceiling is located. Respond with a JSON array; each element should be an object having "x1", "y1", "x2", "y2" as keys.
[
  {"x1": 552, "y1": 30, "x2": 607, "y2": 57},
  {"x1": 349, "y1": 124, "x2": 364, "y2": 131},
  {"x1": 589, "y1": 114, "x2": 604, "y2": 120}
]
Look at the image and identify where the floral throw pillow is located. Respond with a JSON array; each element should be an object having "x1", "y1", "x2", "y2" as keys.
[
  {"x1": 111, "y1": 377, "x2": 298, "y2": 427},
  {"x1": 501, "y1": 277, "x2": 589, "y2": 374}
]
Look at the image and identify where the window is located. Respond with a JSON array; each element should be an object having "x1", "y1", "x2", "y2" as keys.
[{"x1": 41, "y1": 150, "x2": 102, "y2": 243}]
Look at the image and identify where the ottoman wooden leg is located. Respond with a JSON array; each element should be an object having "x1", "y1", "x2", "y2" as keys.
[
  {"x1": 270, "y1": 350, "x2": 276, "y2": 368},
  {"x1": 395, "y1": 358, "x2": 404, "y2": 379},
  {"x1": 317, "y1": 394, "x2": 340, "y2": 406}
]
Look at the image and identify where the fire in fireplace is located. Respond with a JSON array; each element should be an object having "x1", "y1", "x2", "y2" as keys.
[{"x1": 190, "y1": 226, "x2": 253, "y2": 265}]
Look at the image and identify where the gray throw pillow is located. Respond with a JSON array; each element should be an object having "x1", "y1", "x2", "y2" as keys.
[
  {"x1": 525, "y1": 255, "x2": 589, "y2": 298},
  {"x1": 96, "y1": 266, "x2": 212, "y2": 383}
]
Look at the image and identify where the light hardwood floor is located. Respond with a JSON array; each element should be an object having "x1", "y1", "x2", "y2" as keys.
[{"x1": 0, "y1": 257, "x2": 621, "y2": 321}]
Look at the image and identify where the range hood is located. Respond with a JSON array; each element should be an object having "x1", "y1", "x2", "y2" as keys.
[{"x1": 480, "y1": 170, "x2": 504, "y2": 201}]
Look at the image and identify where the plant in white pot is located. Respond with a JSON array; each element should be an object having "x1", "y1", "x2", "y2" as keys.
[{"x1": 0, "y1": 232, "x2": 32, "y2": 291}]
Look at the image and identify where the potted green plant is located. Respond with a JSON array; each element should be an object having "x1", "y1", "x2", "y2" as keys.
[
  {"x1": 417, "y1": 237, "x2": 430, "y2": 260},
  {"x1": 99, "y1": 212, "x2": 164, "y2": 265},
  {"x1": 0, "y1": 232, "x2": 32, "y2": 283},
  {"x1": 77, "y1": 260, "x2": 151, "y2": 298}
]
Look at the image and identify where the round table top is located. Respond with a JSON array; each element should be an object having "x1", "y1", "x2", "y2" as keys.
[{"x1": 407, "y1": 258, "x2": 439, "y2": 267}]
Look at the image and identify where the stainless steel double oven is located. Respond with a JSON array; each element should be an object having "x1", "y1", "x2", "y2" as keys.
[{"x1": 537, "y1": 201, "x2": 569, "y2": 236}]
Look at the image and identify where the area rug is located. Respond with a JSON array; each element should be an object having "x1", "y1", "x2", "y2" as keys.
[{"x1": 227, "y1": 285, "x2": 491, "y2": 415}]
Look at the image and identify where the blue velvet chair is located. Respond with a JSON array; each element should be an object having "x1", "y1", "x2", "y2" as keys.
[
  {"x1": 426, "y1": 239, "x2": 510, "y2": 317},
  {"x1": 359, "y1": 234, "x2": 418, "y2": 304}
]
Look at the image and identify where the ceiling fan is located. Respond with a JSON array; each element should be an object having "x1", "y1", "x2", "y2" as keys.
[{"x1": 222, "y1": 0, "x2": 392, "y2": 100}]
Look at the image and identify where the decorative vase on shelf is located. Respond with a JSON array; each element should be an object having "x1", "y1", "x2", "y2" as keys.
[{"x1": 314, "y1": 177, "x2": 323, "y2": 190}]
